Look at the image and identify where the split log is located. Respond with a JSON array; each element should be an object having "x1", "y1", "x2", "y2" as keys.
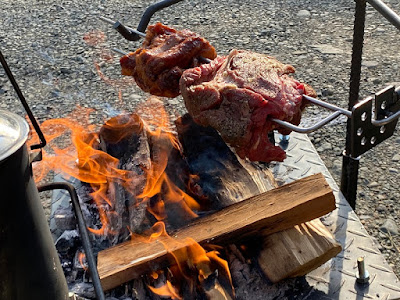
[
  {"x1": 259, "y1": 218, "x2": 341, "y2": 282},
  {"x1": 175, "y1": 114, "x2": 341, "y2": 283},
  {"x1": 97, "y1": 173, "x2": 335, "y2": 290}
]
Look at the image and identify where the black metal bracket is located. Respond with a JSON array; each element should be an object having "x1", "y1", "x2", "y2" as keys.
[{"x1": 350, "y1": 85, "x2": 400, "y2": 157}]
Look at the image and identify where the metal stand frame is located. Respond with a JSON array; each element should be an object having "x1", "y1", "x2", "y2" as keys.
[
  {"x1": 101, "y1": 0, "x2": 400, "y2": 210},
  {"x1": 341, "y1": 0, "x2": 367, "y2": 209}
]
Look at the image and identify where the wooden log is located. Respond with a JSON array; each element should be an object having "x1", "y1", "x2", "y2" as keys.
[
  {"x1": 97, "y1": 173, "x2": 335, "y2": 290},
  {"x1": 98, "y1": 113, "x2": 152, "y2": 243},
  {"x1": 175, "y1": 114, "x2": 341, "y2": 283},
  {"x1": 258, "y1": 218, "x2": 342, "y2": 283},
  {"x1": 202, "y1": 274, "x2": 233, "y2": 300},
  {"x1": 175, "y1": 114, "x2": 276, "y2": 209}
]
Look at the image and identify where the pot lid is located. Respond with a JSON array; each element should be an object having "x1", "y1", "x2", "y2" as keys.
[{"x1": 0, "y1": 109, "x2": 29, "y2": 162}]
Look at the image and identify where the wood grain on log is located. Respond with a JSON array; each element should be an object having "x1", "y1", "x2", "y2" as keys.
[
  {"x1": 97, "y1": 173, "x2": 335, "y2": 291},
  {"x1": 258, "y1": 218, "x2": 342, "y2": 282}
]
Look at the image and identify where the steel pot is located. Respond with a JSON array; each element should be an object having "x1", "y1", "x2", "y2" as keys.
[{"x1": 0, "y1": 109, "x2": 69, "y2": 300}]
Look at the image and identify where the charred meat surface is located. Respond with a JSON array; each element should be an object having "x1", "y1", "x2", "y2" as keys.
[
  {"x1": 180, "y1": 49, "x2": 317, "y2": 162},
  {"x1": 120, "y1": 22, "x2": 217, "y2": 98}
]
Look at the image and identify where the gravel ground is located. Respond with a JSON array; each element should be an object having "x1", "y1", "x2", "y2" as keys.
[{"x1": 1, "y1": 0, "x2": 399, "y2": 284}]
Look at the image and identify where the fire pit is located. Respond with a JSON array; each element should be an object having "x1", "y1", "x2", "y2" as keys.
[{"x1": 1, "y1": 0, "x2": 400, "y2": 299}]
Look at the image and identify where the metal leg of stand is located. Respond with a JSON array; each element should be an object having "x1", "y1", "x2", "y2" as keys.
[
  {"x1": 341, "y1": 0, "x2": 366, "y2": 209},
  {"x1": 340, "y1": 153, "x2": 360, "y2": 210}
]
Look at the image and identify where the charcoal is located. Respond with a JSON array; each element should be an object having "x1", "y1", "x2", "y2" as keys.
[
  {"x1": 69, "y1": 282, "x2": 95, "y2": 299},
  {"x1": 76, "y1": 183, "x2": 95, "y2": 204},
  {"x1": 54, "y1": 205, "x2": 76, "y2": 231},
  {"x1": 55, "y1": 229, "x2": 80, "y2": 255},
  {"x1": 131, "y1": 278, "x2": 147, "y2": 300},
  {"x1": 73, "y1": 249, "x2": 87, "y2": 271}
]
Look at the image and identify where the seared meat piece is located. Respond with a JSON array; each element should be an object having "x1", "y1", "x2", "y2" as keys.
[
  {"x1": 120, "y1": 22, "x2": 217, "y2": 98},
  {"x1": 180, "y1": 49, "x2": 317, "y2": 162}
]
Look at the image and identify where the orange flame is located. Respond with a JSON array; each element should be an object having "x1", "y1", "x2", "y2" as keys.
[
  {"x1": 27, "y1": 60, "x2": 232, "y2": 295},
  {"x1": 28, "y1": 99, "x2": 201, "y2": 235},
  {"x1": 78, "y1": 252, "x2": 88, "y2": 271},
  {"x1": 28, "y1": 107, "x2": 140, "y2": 235},
  {"x1": 130, "y1": 221, "x2": 232, "y2": 299},
  {"x1": 134, "y1": 97, "x2": 200, "y2": 221},
  {"x1": 148, "y1": 280, "x2": 182, "y2": 300}
]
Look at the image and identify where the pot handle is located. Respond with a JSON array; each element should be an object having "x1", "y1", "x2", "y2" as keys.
[
  {"x1": 0, "y1": 49, "x2": 47, "y2": 152},
  {"x1": 38, "y1": 182, "x2": 105, "y2": 300}
]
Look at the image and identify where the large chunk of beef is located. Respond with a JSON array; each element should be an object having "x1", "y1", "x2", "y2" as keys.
[
  {"x1": 120, "y1": 22, "x2": 217, "y2": 98},
  {"x1": 180, "y1": 49, "x2": 317, "y2": 162}
]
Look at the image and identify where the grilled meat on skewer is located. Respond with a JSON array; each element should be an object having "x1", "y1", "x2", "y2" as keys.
[
  {"x1": 120, "y1": 22, "x2": 216, "y2": 98},
  {"x1": 180, "y1": 49, "x2": 317, "y2": 163}
]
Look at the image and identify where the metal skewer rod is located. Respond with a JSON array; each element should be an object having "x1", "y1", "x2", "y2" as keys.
[
  {"x1": 112, "y1": 48, "x2": 129, "y2": 56},
  {"x1": 371, "y1": 109, "x2": 400, "y2": 126},
  {"x1": 111, "y1": 46, "x2": 399, "y2": 132},
  {"x1": 110, "y1": 47, "x2": 351, "y2": 134},
  {"x1": 303, "y1": 95, "x2": 352, "y2": 117},
  {"x1": 99, "y1": 16, "x2": 146, "y2": 39},
  {"x1": 271, "y1": 111, "x2": 342, "y2": 134},
  {"x1": 367, "y1": 0, "x2": 400, "y2": 31}
]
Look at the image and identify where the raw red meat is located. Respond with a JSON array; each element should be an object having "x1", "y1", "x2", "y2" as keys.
[
  {"x1": 180, "y1": 49, "x2": 317, "y2": 162},
  {"x1": 120, "y1": 22, "x2": 217, "y2": 98}
]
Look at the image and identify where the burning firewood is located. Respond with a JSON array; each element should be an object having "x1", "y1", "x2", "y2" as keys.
[
  {"x1": 33, "y1": 103, "x2": 339, "y2": 299},
  {"x1": 97, "y1": 173, "x2": 335, "y2": 291},
  {"x1": 98, "y1": 113, "x2": 152, "y2": 244},
  {"x1": 176, "y1": 114, "x2": 342, "y2": 284}
]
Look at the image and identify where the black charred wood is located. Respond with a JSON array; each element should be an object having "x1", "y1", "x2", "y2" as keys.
[{"x1": 175, "y1": 114, "x2": 269, "y2": 209}]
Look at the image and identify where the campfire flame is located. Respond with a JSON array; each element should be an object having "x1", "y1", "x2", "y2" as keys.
[
  {"x1": 78, "y1": 252, "x2": 88, "y2": 271},
  {"x1": 132, "y1": 221, "x2": 232, "y2": 299},
  {"x1": 27, "y1": 32, "x2": 233, "y2": 297},
  {"x1": 28, "y1": 107, "x2": 131, "y2": 235},
  {"x1": 149, "y1": 280, "x2": 182, "y2": 300},
  {"x1": 29, "y1": 98, "x2": 232, "y2": 298}
]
